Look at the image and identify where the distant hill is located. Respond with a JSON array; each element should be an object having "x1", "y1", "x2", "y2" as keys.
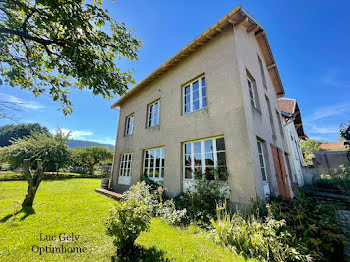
[{"x1": 67, "y1": 139, "x2": 114, "y2": 151}]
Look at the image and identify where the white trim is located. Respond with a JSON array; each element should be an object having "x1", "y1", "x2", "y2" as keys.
[
  {"x1": 247, "y1": 77, "x2": 257, "y2": 108},
  {"x1": 143, "y1": 146, "x2": 165, "y2": 182},
  {"x1": 147, "y1": 100, "x2": 160, "y2": 128},
  {"x1": 118, "y1": 153, "x2": 132, "y2": 185},
  {"x1": 183, "y1": 136, "x2": 225, "y2": 181},
  {"x1": 125, "y1": 114, "x2": 134, "y2": 136},
  {"x1": 257, "y1": 141, "x2": 267, "y2": 182},
  {"x1": 183, "y1": 76, "x2": 207, "y2": 114}
]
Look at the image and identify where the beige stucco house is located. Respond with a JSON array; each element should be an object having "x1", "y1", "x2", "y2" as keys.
[{"x1": 110, "y1": 5, "x2": 293, "y2": 206}]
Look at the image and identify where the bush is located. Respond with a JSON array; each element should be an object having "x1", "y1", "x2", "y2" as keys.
[
  {"x1": 174, "y1": 177, "x2": 229, "y2": 227},
  {"x1": 252, "y1": 190, "x2": 344, "y2": 261},
  {"x1": 211, "y1": 203, "x2": 311, "y2": 262},
  {"x1": 156, "y1": 199, "x2": 187, "y2": 226},
  {"x1": 105, "y1": 199, "x2": 151, "y2": 256}
]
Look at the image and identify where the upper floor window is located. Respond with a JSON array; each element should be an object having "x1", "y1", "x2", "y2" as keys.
[
  {"x1": 183, "y1": 136, "x2": 226, "y2": 180},
  {"x1": 147, "y1": 100, "x2": 160, "y2": 127},
  {"x1": 143, "y1": 147, "x2": 165, "y2": 181},
  {"x1": 183, "y1": 76, "x2": 207, "y2": 114},
  {"x1": 247, "y1": 77, "x2": 256, "y2": 108},
  {"x1": 125, "y1": 114, "x2": 134, "y2": 135},
  {"x1": 258, "y1": 55, "x2": 267, "y2": 89}
]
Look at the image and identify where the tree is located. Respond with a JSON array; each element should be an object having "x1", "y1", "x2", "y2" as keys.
[
  {"x1": 0, "y1": 0, "x2": 142, "y2": 115},
  {"x1": 72, "y1": 146, "x2": 113, "y2": 174},
  {"x1": 340, "y1": 121, "x2": 350, "y2": 152},
  {"x1": 22, "y1": 158, "x2": 44, "y2": 207},
  {"x1": 0, "y1": 123, "x2": 49, "y2": 147},
  {"x1": 0, "y1": 130, "x2": 71, "y2": 171},
  {"x1": 300, "y1": 139, "x2": 322, "y2": 165}
]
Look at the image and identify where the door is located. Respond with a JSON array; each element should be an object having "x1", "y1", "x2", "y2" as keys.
[
  {"x1": 270, "y1": 144, "x2": 291, "y2": 198},
  {"x1": 118, "y1": 153, "x2": 132, "y2": 185}
]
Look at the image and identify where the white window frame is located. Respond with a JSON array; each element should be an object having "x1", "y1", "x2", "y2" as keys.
[
  {"x1": 257, "y1": 141, "x2": 268, "y2": 182},
  {"x1": 183, "y1": 76, "x2": 207, "y2": 114},
  {"x1": 183, "y1": 136, "x2": 226, "y2": 180},
  {"x1": 119, "y1": 153, "x2": 133, "y2": 178},
  {"x1": 125, "y1": 114, "x2": 134, "y2": 136},
  {"x1": 147, "y1": 100, "x2": 160, "y2": 128},
  {"x1": 247, "y1": 77, "x2": 257, "y2": 108},
  {"x1": 143, "y1": 146, "x2": 165, "y2": 182}
]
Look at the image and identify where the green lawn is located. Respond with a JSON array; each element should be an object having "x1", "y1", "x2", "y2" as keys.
[{"x1": 0, "y1": 179, "x2": 250, "y2": 261}]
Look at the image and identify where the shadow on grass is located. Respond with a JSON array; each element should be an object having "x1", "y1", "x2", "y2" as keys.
[
  {"x1": 0, "y1": 206, "x2": 35, "y2": 223},
  {"x1": 111, "y1": 246, "x2": 171, "y2": 262}
]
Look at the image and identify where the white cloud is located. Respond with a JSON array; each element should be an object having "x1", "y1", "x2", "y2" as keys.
[
  {"x1": 89, "y1": 137, "x2": 115, "y2": 145},
  {"x1": 0, "y1": 93, "x2": 44, "y2": 110},
  {"x1": 304, "y1": 102, "x2": 350, "y2": 122},
  {"x1": 308, "y1": 124, "x2": 339, "y2": 134},
  {"x1": 51, "y1": 128, "x2": 94, "y2": 140}
]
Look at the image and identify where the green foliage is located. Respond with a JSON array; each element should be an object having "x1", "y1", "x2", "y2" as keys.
[
  {"x1": 71, "y1": 146, "x2": 113, "y2": 174},
  {"x1": 174, "y1": 177, "x2": 230, "y2": 227},
  {"x1": 211, "y1": 203, "x2": 311, "y2": 262},
  {"x1": 300, "y1": 139, "x2": 322, "y2": 165},
  {"x1": 0, "y1": 130, "x2": 71, "y2": 171},
  {"x1": 0, "y1": 123, "x2": 49, "y2": 147},
  {"x1": 253, "y1": 190, "x2": 344, "y2": 261},
  {"x1": 0, "y1": 0, "x2": 142, "y2": 115},
  {"x1": 313, "y1": 166, "x2": 350, "y2": 196},
  {"x1": 340, "y1": 121, "x2": 350, "y2": 151},
  {"x1": 105, "y1": 199, "x2": 151, "y2": 255}
]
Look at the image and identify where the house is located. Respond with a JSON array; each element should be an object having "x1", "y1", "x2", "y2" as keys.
[
  {"x1": 278, "y1": 98, "x2": 306, "y2": 187},
  {"x1": 110, "y1": 5, "x2": 294, "y2": 206}
]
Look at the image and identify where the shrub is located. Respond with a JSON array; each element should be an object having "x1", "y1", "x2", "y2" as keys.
[
  {"x1": 105, "y1": 199, "x2": 151, "y2": 256},
  {"x1": 174, "y1": 177, "x2": 229, "y2": 227},
  {"x1": 211, "y1": 203, "x2": 311, "y2": 262},
  {"x1": 156, "y1": 199, "x2": 187, "y2": 225},
  {"x1": 252, "y1": 190, "x2": 344, "y2": 261}
]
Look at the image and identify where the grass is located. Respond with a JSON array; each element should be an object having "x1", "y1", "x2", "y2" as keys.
[
  {"x1": 0, "y1": 179, "x2": 251, "y2": 261},
  {"x1": 0, "y1": 171, "x2": 105, "y2": 181}
]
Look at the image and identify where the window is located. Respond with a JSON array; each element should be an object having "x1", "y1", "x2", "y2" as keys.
[
  {"x1": 257, "y1": 141, "x2": 267, "y2": 181},
  {"x1": 247, "y1": 78, "x2": 256, "y2": 107},
  {"x1": 184, "y1": 136, "x2": 226, "y2": 179},
  {"x1": 276, "y1": 110, "x2": 284, "y2": 138},
  {"x1": 119, "y1": 153, "x2": 132, "y2": 178},
  {"x1": 125, "y1": 114, "x2": 134, "y2": 135},
  {"x1": 183, "y1": 76, "x2": 207, "y2": 114},
  {"x1": 258, "y1": 55, "x2": 267, "y2": 89},
  {"x1": 147, "y1": 100, "x2": 160, "y2": 127},
  {"x1": 265, "y1": 96, "x2": 276, "y2": 138},
  {"x1": 143, "y1": 147, "x2": 165, "y2": 180}
]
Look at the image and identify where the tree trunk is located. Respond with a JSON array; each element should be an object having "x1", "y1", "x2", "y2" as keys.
[
  {"x1": 22, "y1": 159, "x2": 44, "y2": 208},
  {"x1": 89, "y1": 165, "x2": 94, "y2": 175}
]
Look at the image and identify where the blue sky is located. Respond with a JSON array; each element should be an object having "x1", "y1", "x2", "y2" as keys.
[{"x1": 1, "y1": 0, "x2": 350, "y2": 144}]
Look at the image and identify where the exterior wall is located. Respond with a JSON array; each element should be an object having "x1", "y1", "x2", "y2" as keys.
[
  {"x1": 233, "y1": 27, "x2": 291, "y2": 198},
  {"x1": 112, "y1": 27, "x2": 257, "y2": 204},
  {"x1": 281, "y1": 117, "x2": 305, "y2": 187}
]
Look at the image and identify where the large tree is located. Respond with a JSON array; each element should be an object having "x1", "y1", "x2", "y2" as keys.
[
  {"x1": 72, "y1": 145, "x2": 113, "y2": 174},
  {"x1": 0, "y1": 130, "x2": 71, "y2": 171},
  {"x1": 0, "y1": 123, "x2": 49, "y2": 147},
  {"x1": 300, "y1": 139, "x2": 323, "y2": 165},
  {"x1": 0, "y1": 0, "x2": 142, "y2": 115}
]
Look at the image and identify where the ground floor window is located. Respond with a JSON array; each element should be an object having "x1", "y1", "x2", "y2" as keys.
[
  {"x1": 143, "y1": 147, "x2": 165, "y2": 181},
  {"x1": 183, "y1": 136, "x2": 226, "y2": 180},
  {"x1": 119, "y1": 153, "x2": 132, "y2": 177}
]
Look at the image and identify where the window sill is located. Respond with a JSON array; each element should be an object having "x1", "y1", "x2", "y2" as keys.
[
  {"x1": 146, "y1": 124, "x2": 160, "y2": 130},
  {"x1": 183, "y1": 107, "x2": 208, "y2": 116}
]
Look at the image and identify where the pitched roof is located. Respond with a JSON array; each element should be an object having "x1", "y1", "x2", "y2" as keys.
[
  {"x1": 111, "y1": 5, "x2": 285, "y2": 108},
  {"x1": 278, "y1": 98, "x2": 296, "y2": 115},
  {"x1": 279, "y1": 98, "x2": 306, "y2": 139},
  {"x1": 320, "y1": 142, "x2": 347, "y2": 151}
]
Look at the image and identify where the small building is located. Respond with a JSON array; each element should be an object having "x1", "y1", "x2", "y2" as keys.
[
  {"x1": 110, "y1": 6, "x2": 294, "y2": 206},
  {"x1": 278, "y1": 98, "x2": 306, "y2": 187}
]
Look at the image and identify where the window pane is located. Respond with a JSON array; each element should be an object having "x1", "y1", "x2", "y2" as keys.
[
  {"x1": 257, "y1": 142, "x2": 262, "y2": 154},
  {"x1": 185, "y1": 143, "x2": 192, "y2": 154},
  {"x1": 205, "y1": 153, "x2": 214, "y2": 165},
  {"x1": 202, "y1": 97, "x2": 207, "y2": 107},
  {"x1": 185, "y1": 85, "x2": 190, "y2": 95},
  {"x1": 261, "y1": 168, "x2": 267, "y2": 181},
  {"x1": 194, "y1": 153, "x2": 202, "y2": 166},
  {"x1": 185, "y1": 155, "x2": 192, "y2": 166},
  {"x1": 201, "y1": 77, "x2": 205, "y2": 87},
  {"x1": 161, "y1": 167, "x2": 164, "y2": 178},
  {"x1": 149, "y1": 166, "x2": 154, "y2": 177},
  {"x1": 185, "y1": 167, "x2": 192, "y2": 179},
  {"x1": 194, "y1": 142, "x2": 201, "y2": 154},
  {"x1": 145, "y1": 158, "x2": 149, "y2": 169},
  {"x1": 155, "y1": 167, "x2": 160, "y2": 178},
  {"x1": 185, "y1": 103, "x2": 190, "y2": 113},
  {"x1": 216, "y1": 138, "x2": 225, "y2": 151},
  {"x1": 192, "y1": 81, "x2": 199, "y2": 91},
  {"x1": 204, "y1": 140, "x2": 213, "y2": 153},
  {"x1": 217, "y1": 152, "x2": 226, "y2": 166},
  {"x1": 193, "y1": 100, "x2": 200, "y2": 110},
  {"x1": 193, "y1": 90, "x2": 199, "y2": 100},
  {"x1": 202, "y1": 86, "x2": 206, "y2": 97}
]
